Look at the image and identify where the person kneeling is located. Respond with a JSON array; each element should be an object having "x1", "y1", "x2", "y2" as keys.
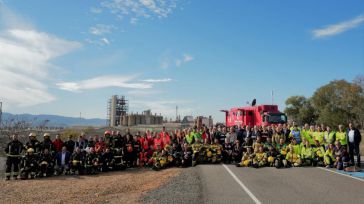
[
  {"x1": 236, "y1": 147, "x2": 254, "y2": 167},
  {"x1": 20, "y1": 148, "x2": 39, "y2": 180},
  {"x1": 252, "y1": 146, "x2": 267, "y2": 168},
  {"x1": 286, "y1": 146, "x2": 301, "y2": 167},
  {"x1": 55, "y1": 146, "x2": 71, "y2": 175}
]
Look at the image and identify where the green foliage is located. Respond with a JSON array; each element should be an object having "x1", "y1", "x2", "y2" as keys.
[
  {"x1": 284, "y1": 96, "x2": 316, "y2": 125},
  {"x1": 60, "y1": 129, "x2": 81, "y2": 140},
  {"x1": 285, "y1": 77, "x2": 364, "y2": 129}
]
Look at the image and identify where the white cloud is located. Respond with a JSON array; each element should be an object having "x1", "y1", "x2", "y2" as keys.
[
  {"x1": 90, "y1": 7, "x2": 103, "y2": 14},
  {"x1": 99, "y1": 0, "x2": 181, "y2": 24},
  {"x1": 89, "y1": 24, "x2": 116, "y2": 35},
  {"x1": 176, "y1": 53, "x2": 194, "y2": 67},
  {"x1": 312, "y1": 14, "x2": 364, "y2": 38},
  {"x1": 56, "y1": 75, "x2": 153, "y2": 92},
  {"x1": 0, "y1": 5, "x2": 81, "y2": 107},
  {"x1": 127, "y1": 89, "x2": 162, "y2": 96},
  {"x1": 141, "y1": 78, "x2": 172, "y2": 83},
  {"x1": 183, "y1": 54, "x2": 193, "y2": 62},
  {"x1": 85, "y1": 37, "x2": 111, "y2": 46},
  {"x1": 130, "y1": 17, "x2": 138, "y2": 25}
]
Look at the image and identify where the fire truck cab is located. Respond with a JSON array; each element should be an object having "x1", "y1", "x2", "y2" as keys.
[{"x1": 221, "y1": 104, "x2": 287, "y2": 127}]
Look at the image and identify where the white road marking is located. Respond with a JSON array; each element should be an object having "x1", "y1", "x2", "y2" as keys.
[
  {"x1": 317, "y1": 167, "x2": 364, "y2": 182},
  {"x1": 222, "y1": 164, "x2": 262, "y2": 204}
]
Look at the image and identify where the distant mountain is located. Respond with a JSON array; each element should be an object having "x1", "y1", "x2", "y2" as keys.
[{"x1": 1, "y1": 113, "x2": 107, "y2": 127}]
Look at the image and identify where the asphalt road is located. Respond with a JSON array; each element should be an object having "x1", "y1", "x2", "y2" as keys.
[{"x1": 145, "y1": 164, "x2": 364, "y2": 204}]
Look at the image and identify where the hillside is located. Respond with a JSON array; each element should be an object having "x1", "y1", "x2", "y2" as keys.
[{"x1": 1, "y1": 113, "x2": 107, "y2": 127}]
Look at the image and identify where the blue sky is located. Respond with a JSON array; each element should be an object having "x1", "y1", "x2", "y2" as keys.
[{"x1": 0, "y1": 0, "x2": 363, "y2": 122}]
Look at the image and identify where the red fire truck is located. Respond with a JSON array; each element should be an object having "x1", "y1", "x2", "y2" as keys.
[{"x1": 221, "y1": 104, "x2": 287, "y2": 127}]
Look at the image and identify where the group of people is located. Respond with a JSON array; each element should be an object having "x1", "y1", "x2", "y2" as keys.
[{"x1": 4, "y1": 122, "x2": 361, "y2": 180}]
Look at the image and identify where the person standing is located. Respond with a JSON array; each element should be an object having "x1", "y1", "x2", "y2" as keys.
[
  {"x1": 347, "y1": 123, "x2": 361, "y2": 167},
  {"x1": 226, "y1": 127, "x2": 237, "y2": 145},
  {"x1": 5, "y1": 134, "x2": 23, "y2": 180}
]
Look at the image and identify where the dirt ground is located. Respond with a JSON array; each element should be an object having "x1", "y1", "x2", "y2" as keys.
[{"x1": 0, "y1": 168, "x2": 182, "y2": 204}]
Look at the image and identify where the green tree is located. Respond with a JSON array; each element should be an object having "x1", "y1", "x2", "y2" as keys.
[
  {"x1": 311, "y1": 80, "x2": 363, "y2": 129},
  {"x1": 284, "y1": 96, "x2": 316, "y2": 125}
]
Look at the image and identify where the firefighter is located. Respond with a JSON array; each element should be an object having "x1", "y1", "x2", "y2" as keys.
[
  {"x1": 40, "y1": 133, "x2": 54, "y2": 153},
  {"x1": 25, "y1": 133, "x2": 41, "y2": 154},
  {"x1": 113, "y1": 131, "x2": 124, "y2": 149},
  {"x1": 336, "y1": 125, "x2": 347, "y2": 149},
  {"x1": 232, "y1": 140, "x2": 243, "y2": 163},
  {"x1": 5, "y1": 134, "x2": 23, "y2": 180},
  {"x1": 323, "y1": 126, "x2": 336, "y2": 149},
  {"x1": 312, "y1": 140, "x2": 325, "y2": 167},
  {"x1": 85, "y1": 147, "x2": 100, "y2": 174},
  {"x1": 266, "y1": 145, "x2": 277, "y2": 167},
  {"x1": 63, "y1": 135, "x2": 75, "y2": 153},
  {"x1": 288, "y1": 137, "x2": 301, "y2": 155},
  {"x1": 263, "y1": 137, "x2": 274, "y2": 151},
  {"x1": 191, "y1": 139, "x2": 204, "y2": 166},
  {"x1": 170, "y1": 142, "x2": 182, "y2": 167},
  {"x1": 124, "y1": 134, "x2": 134, "y2": 168},
  {"x1": 151, "y1": 144, "x2": 167, "y2": 171},
  {"x1": 236, "y1": 147, "x2": 254, "y2": 167},
  {"x1": 133, "y1": 134, "x2": 142, "y2": 167},
  {"x1": 100, "y1": 148, "x2": 114, "y2": 172},
  {"x1": 334, "y1": 140, "x2": 349, "y2": 170},
  {"x1": 275, "y1": 138, "x2": 288, "y2": 168},
  {"x1": 301, "y1": 140, "x2": 313, "y2": 166},
  {"x1": 252, "y1": 146, "x2": 267, "y2": 168},
  {"x1": 70, "y1": 147, "x2": 86, "y2": 175},
  {"x1": 20, "y1": 148, "x2": 39, "y2": 180},
  {"x1": 252, "y1": 136, "x2": 263, "y2": 153},
  {"x1": 324, "y1": 143, "x2": 335, "y2": 168},
  {"x1": 286, "y1": 146, "x2": 301, "y2": 167},
  {"x1": 222, "y1": 138, "x2": 233, "y2": 163},
  {"x1": 210, "y1": 139, "x2": 223, "y2": 163},
  {"x1": 104, "y1": 130, "x2": 112, "y2": 147},
  {"x1": 181, "y1": 143, "x2": 192, "y2": 167},
  {"x1": 38, "y1": 148, "x2": 55, "y2": 177}
]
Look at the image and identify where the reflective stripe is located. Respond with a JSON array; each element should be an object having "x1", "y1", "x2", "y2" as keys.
[
  {"x1": 13, "y1": 172, "x2": 19, "y2": 176},
  {"x1": 5, "y1": 172, "x2": 11, "y2": 176},
  {"x1": 6, "y1": 154, "x2": 21, "y2": 157}
]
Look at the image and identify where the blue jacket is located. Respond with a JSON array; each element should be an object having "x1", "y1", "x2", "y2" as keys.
[{"x1": 56, "y1": 151, "x2": 71, "y2": 166}]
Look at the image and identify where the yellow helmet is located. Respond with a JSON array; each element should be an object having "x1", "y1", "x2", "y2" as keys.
[
  {"x1": 29, "y1": 133, "x2": 36, "y2": 137},
  {"x1": 268, "y1": 156, "x2": 275, "y2": 163},
  {"x1": 243, "y1": 160, "x2": 250, "y2": 167},
  {"x1": 160, "y1": 158, "x2": 166, "y2": 166},
  {"x1": 27, "y1": 148, "x2": 34, "y2": 153},
  {"x1": 43, "y1": 133, "x2": 50, "y2": 137},
  {"x1": 72, "y1": 160, "x2": 79, "y2": 166},
  {"x1": 207, "y1": 151, "x2": 212, "y2": 158}
]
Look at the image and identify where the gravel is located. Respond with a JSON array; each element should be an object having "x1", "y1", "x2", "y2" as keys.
[
  {"x1": 0, "y1": 168, "x2": 182, "y2": 204},
  {"x1": 140, "y1": 167, "x2": 202, "y2": 204}
]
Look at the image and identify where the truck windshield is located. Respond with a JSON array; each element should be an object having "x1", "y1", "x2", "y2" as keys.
[{"x1": 268, "y1": 114, "x2": 287, "y2": 123}]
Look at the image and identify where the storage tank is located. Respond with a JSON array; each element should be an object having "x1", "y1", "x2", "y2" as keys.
[
  {"x1": 122, "y1": 116, "x2": 128, "y2": 126},
  {"x1": 128, "y1": 115, "x2": 136, "y2": 126},
  {"x1": 135, "y1": 115, "x2": 140, "y2": 125}
]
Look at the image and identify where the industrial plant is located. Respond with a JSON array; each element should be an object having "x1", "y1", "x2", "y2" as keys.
[{"x1": 107, "y1": 95, "x2": 163, "y2": 127}]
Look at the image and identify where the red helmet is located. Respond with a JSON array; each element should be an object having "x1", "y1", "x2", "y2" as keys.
[{"x1": 104, "y1": 130, "x2": 111, "y2": 135}]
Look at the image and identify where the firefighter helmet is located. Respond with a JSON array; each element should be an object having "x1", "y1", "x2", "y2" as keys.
[
  {"x1": 43, "y1": 133, "x2": 50, "y2": 137},
  {"x1": 29, "y1": 133, "x2": 36, "y2": 137},
  {"x1": 206, "y1": 151, "x2": 212, "y2": 158},
  {"x1": 27, "y1": 148, "x2": 34, "y2": 153}
]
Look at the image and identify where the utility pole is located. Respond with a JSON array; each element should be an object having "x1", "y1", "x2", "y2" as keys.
[
  {"x1": 0, "y1": 101, "x2": 2, "y2": 129},
  {"x1": 176, "y1": 106, "x2": 178, "y2": 122}
]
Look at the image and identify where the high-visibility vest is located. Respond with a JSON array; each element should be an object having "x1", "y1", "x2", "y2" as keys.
[{"x1": 336, "y1": 131, "x2": 347, "y2": 146}]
